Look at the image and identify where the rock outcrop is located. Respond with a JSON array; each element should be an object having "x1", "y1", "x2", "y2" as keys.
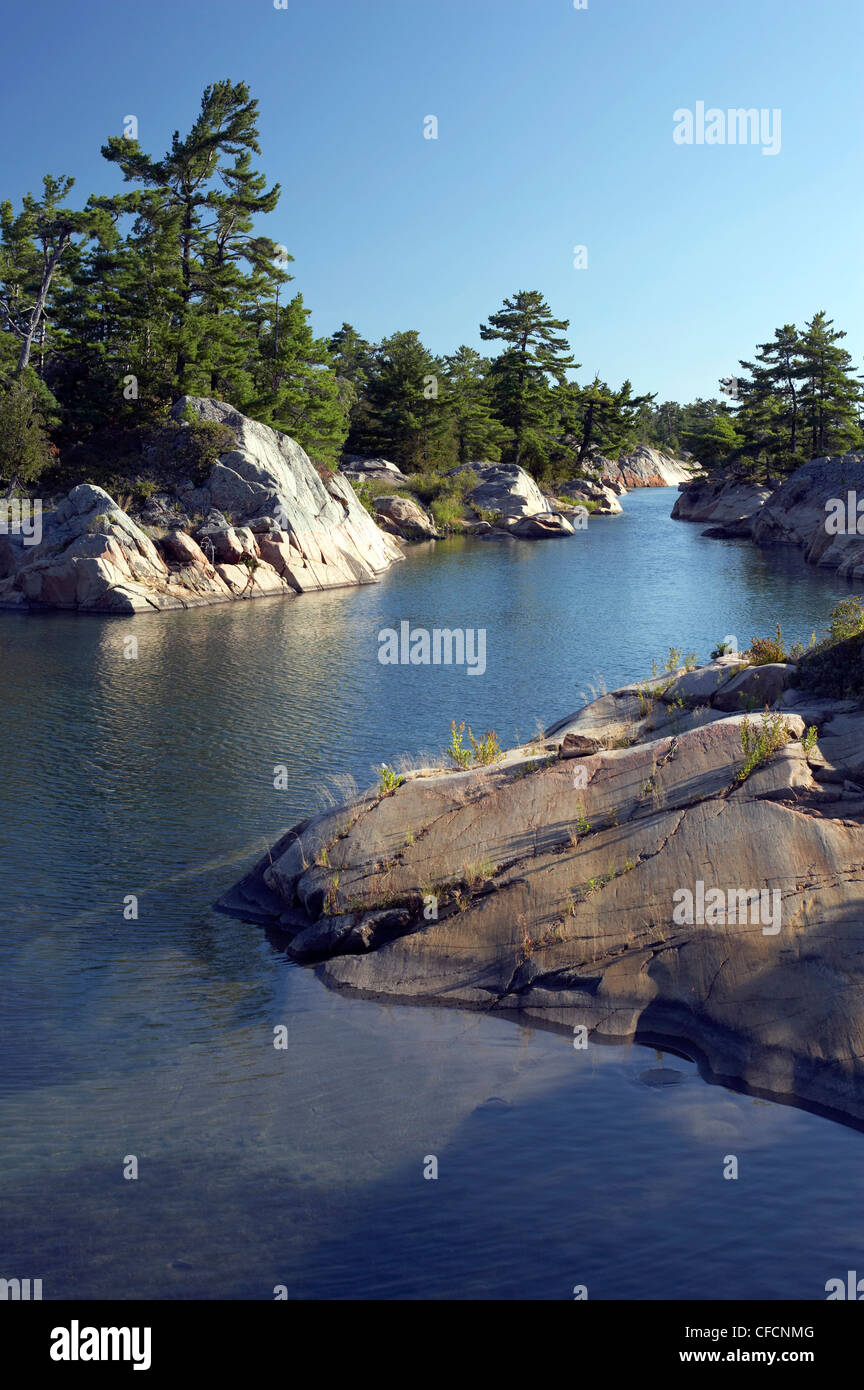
[
  {"x1": 673, "y1": 454, "x2": 864, "y2": 576},
  {"x1": 601, "y1": 445, "x2": 692, "y2": 489},
  {"x1": 553, "y1": 478, "x2": 623, "y2": 516},
  {"x1": 0, "y1": 399, "x2": 403, "y2": 614},
  {"x1": 457, "y1": 462, "x2": 550, "y2": 522},
  {"x1": 454, "y1": 462, "x2": 576, "y2": 538},
  {"x1": 751, "y1": 454, "x2": 864, "y2": 579},
  {"x1": 219, "y1": 654, "x2": 864, "y2": 1123},
  {"x1": 339, "y1": 455, "x2": 413, "y2": 488},
  {"x1": 671, "y1": 474, "x2": 771, "y2": 534},
  {"x1": 372, "y1": 495, "x2": 438, "y2": 541}
]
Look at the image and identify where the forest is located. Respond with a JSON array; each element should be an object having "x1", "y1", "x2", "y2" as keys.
[{"x1": 1, "y1": 80, "x2": 861, "y2": 499}]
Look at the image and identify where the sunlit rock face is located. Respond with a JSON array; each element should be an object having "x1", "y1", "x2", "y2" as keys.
[
  {"x1": 0, "y1": 399, "x2": 403, "y2": 614},
  {"x1": 219, "y1": 658, "x2": 864, "y2": 1124},
  {"x1": 602, "y1": 446, "x2": 692, "y2": 489}
]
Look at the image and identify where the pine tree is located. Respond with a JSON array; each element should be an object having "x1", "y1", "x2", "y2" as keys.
[
  {"x1": 442, "y1": 346, "x2": 504, "y2": 462},
  {"x1": 0, "y1": 373, "x2": 56, "y2": 491},
  {"x1": 796, "y1": 312, "x2": 863, "y2": 459},
  {"x1": 560, "y1": 376, "x2": 656, "y2": 467},
  {"x1": 100, "y1": 80, "x2": 283, "y2": 397},
  {"x1": 0, "y1": 176, "x2": 108, "y2": 376},
  {"x1": 480, "y1": 290, "x2": 577, "y2": 474},
  {"x1": 681, "y1": 400, "x2": 743, "y2": 472},
  {"x1": 737, "y1": 324, "x2": 803, "y2": 475},
  {"x1": 354, "y1": 331, "x2": 454, "y2": 471},
  {"x1": 246, "y1": 293, "x2": 347, "y2": 467}
]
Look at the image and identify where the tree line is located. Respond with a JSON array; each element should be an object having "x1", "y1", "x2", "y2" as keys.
[{"x1": 0, "y1": 79, "x2": 861, "y2": 495}]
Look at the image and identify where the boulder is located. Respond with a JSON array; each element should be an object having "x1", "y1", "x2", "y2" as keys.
[
  {"x1": 750, "y1": 453, "x2": 864, "y2": 579},
  {"x1": 556, "y1": 479, "x2": 622, "y2": 515},
  {"x1": 456, "y1": 462, "x2": 549, "y2": 522},
  {"x1": 173, "y1": 398, "x2": 403, "y2": 590},
  {"x1": 372, "y1": 495, "x2": 438, "y2": 541},
  {"x1": 1, "y1": 401, "x2": 405, "y2": 614},
  {"x1": 671, "y1": 475, "x2": 771, "y2": 526},
  {"x1": 219, "y1": 658, "x2": 864, "y2": 1123},
  {"x1": 711, "y1": 662, "x2": 792, "y2": 712},
  {"x1": 339, "y1": 455, "x2": 413, "y2": 487},
  {"x1": 511, "y1": 512, "x2": 575, "y2": 539},
  {"x1": 159, "y1": 530, "x2": 211, "y2": 570}
]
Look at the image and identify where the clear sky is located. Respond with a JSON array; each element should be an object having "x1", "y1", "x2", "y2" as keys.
[{"x1": 2, "y1": 0, "x2": 861, "y2": 403}]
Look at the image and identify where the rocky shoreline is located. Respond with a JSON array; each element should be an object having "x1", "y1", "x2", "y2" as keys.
[
  {"x1": 219, "y1": 648, "x2": 864, "y2": 1124},
  {"x1": 0, "y1": 398, "x2": 694, "y2": 616},
  {"x1": 672, "y1": 452, "x2": 864, "y2": 579}
]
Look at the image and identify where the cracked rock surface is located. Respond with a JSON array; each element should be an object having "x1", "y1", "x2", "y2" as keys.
[{"x1": 219, "y1": 657, "x2": 864, "y2": 1121}]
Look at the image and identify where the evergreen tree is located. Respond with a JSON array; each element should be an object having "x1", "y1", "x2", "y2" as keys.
[
  {"x1": 247, "y1": 293, "x2": 348, "y2": 466},
  {"x1": 355, "y1": 331, "x2": 454, "y2": 470},
  {"x1": 560, "y1": 376, "x2": 656, "y2": 467},
  {"x1": 0, "y1": 176, "x2": 108, "y2": 376},
  {"x1": 736, "y1": 324, "x2": 803, "y2": 475},
  {"x1": 480, "y1": 290, "x2": 577, "y2": 474},
  {"x1": 0, "y1": 372, "x2": 57, "y2": 492},
  {"x1": 442, "y1": 346, "x2": 504, "y2": 462},
  {"x1": 681, "y1": 399, "x2": 743, "y2": 471},
  {"x1": 796, "y1": 311, "x2": 863, "y2": 459},
  {"x1": 100, "y1": 80, "x2": 283, "y2": 396}
]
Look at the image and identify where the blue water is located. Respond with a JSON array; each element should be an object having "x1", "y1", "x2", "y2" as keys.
[{"x1": 1, "y1": 489, "x2": 861, "y2": 1300}]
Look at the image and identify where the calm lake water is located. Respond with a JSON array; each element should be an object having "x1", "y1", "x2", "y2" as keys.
[{"x1": 2, "y1": 488, "x2": 863, "y2": 1300}]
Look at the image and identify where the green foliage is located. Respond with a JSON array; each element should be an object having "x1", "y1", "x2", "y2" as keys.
[
  {"x1": 0, "y1": 373, "x2": 56, "y2": 487},
  {"x1": 377, "y1": 763, "x2": 404, "y2": 795},
  {"x1": 467, "y1": 727, "x2": 504, "y2": 766},
  {"x1": 430, "y1": 494, "x2": 462, "y2": 531},
  {"x1": 446, "y1": 720, "x2": 503, "y2": 768},
  {"x1": 802, "y1": 725, "x2": 818, "y2": 754},
  {"x1": 827, "y1": 597, "x2": 864, "y2": 644},
  {"x1": 736, "y1": 710, "x2": 794, "y2": 781},
  {"x1": 178, "y1": 409, "x2": 236, "y2": 483},
  {"x1": 480, "y1": 290, "x2": 578, "y2": 476},
  {"x1": 747, "y1": 624, "x2": 788, "y2": 665},
  {"x1": 446, "y1": 721, "x2": 472, "y2": 769}
]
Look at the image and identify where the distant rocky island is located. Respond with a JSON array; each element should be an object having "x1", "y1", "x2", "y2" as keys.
[{"x1": 0, "y1": 396, "x2": 690, "y2": 615}]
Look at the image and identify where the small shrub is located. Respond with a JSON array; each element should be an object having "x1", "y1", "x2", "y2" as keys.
[
  {"x1": 446, "y1": 721, "x2": 504, "y2": 768},
  {"x1": 179, "y1": 410, "x2": 236, "y2": 485},
  {"x1": 468, "y1": 727, "x2": 503, "y2": 766},
  {"x1": 827, "y1": 597, "x2": 864, "y2": 644},
  {"x1": 747, "y1": 623, "x2": 787, "y2": 666},
  {"x1": 378, "y1": 763, "x2": 405, "y2": 795},
  {"x1": 430, "y1": 494, "x2": 462, "y2": 531},
  {"x1": 446, "y1": 721, "x2": 472, "y2": 769},
  {"x1": 802, "y1": 725, "x2": 818, "y2": 754},
  {"x1": 736, "y1": 710, "x2": 794, "y2": 782}
]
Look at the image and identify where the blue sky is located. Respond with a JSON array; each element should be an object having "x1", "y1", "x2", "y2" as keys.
[{"x1": 2, "y1": 0, "x2": 861, "y2": 402}]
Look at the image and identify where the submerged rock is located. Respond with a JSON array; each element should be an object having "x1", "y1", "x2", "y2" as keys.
[{"x1": 219, "y1": 656, "x2": 864, "y2": 1123}]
